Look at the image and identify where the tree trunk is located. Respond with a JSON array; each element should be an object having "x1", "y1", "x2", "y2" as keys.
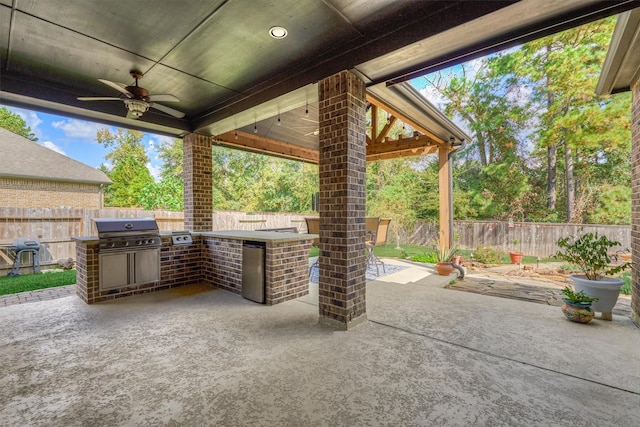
[
  {"x1": 545, "y1": 67, "x2": 556, "y2": 211},
  {"x1": 477, "y1": 134, "x2": 488, "y2": 167},
  {"x1": 565, "y1": 141, "x2": 575, "y2": 222},
  {"x1": 547, "y1": 144, "x2": 557, "y2": 210}
]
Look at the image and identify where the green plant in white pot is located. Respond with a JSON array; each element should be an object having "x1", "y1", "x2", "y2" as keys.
[{"x1": 555, "y1": 231, "x2": 631, "y2": 321}]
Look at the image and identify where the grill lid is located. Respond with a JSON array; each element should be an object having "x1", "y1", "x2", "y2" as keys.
[
  {"x1": 12, "y1": 238, "x2": 40, "y2": 250},
  {"x1": 93, "y1": 218, "x2": 159, "y2": 234}
]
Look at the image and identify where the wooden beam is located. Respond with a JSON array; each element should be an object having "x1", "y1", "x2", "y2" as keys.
[
  {"x1": 367, "y1": 93, "x2": 445, "y2": 144},
  {"x1": 217, "y1": 131, "x2": 319, "y2": 164},
  {"x1": 371, "y1": 105, "x2": 378, "y2": 143},
  {"x1": 366, "y1": 135, "x2": 441, "y2": 156},
  {"x1": 375, "y1": 116, "x2": 397, "y2": 143},
  {"x1": 367, "y1": 148, "x2": 435, "y2": 162},
  {"x1": 438, "y1": 144, "x2": 452, "y2": 251}
]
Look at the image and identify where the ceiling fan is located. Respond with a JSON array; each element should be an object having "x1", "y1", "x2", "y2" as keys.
[{"x1": 78, "y1": 71, "x2": 185, "y2": 119}]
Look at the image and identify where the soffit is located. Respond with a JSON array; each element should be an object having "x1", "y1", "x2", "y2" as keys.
[{"x1": 596, "y1": 8, "x2": 640, "y2": 95}]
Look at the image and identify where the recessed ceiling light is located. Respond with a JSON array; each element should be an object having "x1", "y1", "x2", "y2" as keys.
[{"x1": 269, "y1": 26, "x2": 288, "y2": 39}]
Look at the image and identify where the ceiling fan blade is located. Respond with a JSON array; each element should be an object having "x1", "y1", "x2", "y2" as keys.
[
  {"x1": 300, "y1": 117, "x2": 319, "y2": 123},
  {"x1": 77, "y1": 96, "x2": 121, "y2": 101},
  {"x1": 125, "y1": 111, "x2": 139, "y2": 120},
  {"x1": 98, "y1": 79, "x2": 133, "y2": 97},
  {"x1": 304, "y1": 129, "x2": 319, "y2": 136},
  {"x1": 150, "y1": 103, "x2": 185, "y2": 118},
  {"x1": 148, "y1": 94, "x2": 179, "y2": 102}
]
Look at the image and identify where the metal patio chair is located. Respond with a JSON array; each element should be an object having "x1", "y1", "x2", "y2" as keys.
[{"x1": 365, "y1": 218, "x2": 391, "y2": 276}]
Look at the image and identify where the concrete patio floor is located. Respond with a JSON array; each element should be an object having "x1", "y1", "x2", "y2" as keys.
[{"x1": 1, "y1": 260, "x2": 638, "y2": 426}]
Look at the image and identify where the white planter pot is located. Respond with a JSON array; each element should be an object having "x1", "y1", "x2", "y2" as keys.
[{"x1": 569, "y1": 274, "x2": 624, "y2": 321}]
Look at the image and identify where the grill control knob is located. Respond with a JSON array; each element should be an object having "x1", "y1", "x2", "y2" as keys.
[
  {"x1": 109, "y1": 242, "x2": 116, "y2": 248},
  {"x1": 136, "y1": 240, "x2": 142, "y2": 246},
  {"x1": 123, "y1": 241, "x2": 129, "y2": 247}
]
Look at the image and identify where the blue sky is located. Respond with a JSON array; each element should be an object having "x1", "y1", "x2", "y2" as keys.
[{"x1": 3, "y1": 104, "x2": 172, "y2": 180}]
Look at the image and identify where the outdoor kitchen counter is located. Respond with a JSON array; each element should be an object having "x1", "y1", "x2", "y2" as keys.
[
  {"x1": 198, "y1": 230, "x2": 318, "y2": 242},
  {"x1": 199, "y1": 230, "x2": 316, "y2": 305}
]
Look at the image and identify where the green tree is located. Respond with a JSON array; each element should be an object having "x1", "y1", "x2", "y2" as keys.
[
  {"x1": 0, "y1": 107, "x2": 38, "y2": 141},
  {"x1": 139, "y1": 138, "x2": 184, "y2": 210},
  {"x1": 422, "y1": 17, "x2": 631, "y2": 224},
  {"x1": 97, "y1": 128, "x2": 154, "y2": 207},
  {"x1": 504, "y1": 17, "x2": 628, "y2": 222},
  {"x1": 209, "y1": 146, "x2": 318, "y2": 213}
]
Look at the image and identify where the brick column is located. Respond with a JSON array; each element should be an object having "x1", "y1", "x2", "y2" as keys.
[
  {"x1": 317, "y1": 71, "x2": 367, "y2": 329},
  {"x1": 183, "y1": 133, "x2": 212, "y2": 231},
  {"x1": 631, "y1": 78, "x2": 640, "y2": 324}
]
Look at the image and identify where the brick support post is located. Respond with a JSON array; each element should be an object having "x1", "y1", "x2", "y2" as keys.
[
  {"x1": 183, "y1": 133, "x2": 213, "y2": 232},
  {"x1": 631, "y1": 78, "x2": 640, "y2": 323},
  {"x1": 317, "y1": 71, "x2": 367, "y2": 329}
]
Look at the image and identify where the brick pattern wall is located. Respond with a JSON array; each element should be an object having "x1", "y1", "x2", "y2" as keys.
[
  {"x1": 317, "y1": 71, "x2": 368, "y2": 329},
  {"x1": 160, "y1": 236, "x2": 203, "y2": 288},
  {"x1": 183, "y1": 133, "x2": 212, "y2": 231},
  {"x1": 202, "y1": 236, "x2": 243, "y2": 294},
  {"x1": 632, "y1": 78, "x2": 640, "y2": 324},
  {"x1": 75, "y1": 237, "x2": 204, "y2": 304},
  {"x1": 266, "y1": 239, "x2": 312, "y2": 305},
  {"x1": 74, "y1": 242, "x2": 99, "y2": 304},
  {"x1": 0, "y1": 178, "x2": 103, "y2": 208}
]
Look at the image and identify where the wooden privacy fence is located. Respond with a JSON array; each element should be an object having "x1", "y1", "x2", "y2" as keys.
[
  {"x1": 405, "y1": 220, "x2": 631, "y2": 258},
  {"x1": 0, "y1": 207, "x2": 632, "y2": 272}
]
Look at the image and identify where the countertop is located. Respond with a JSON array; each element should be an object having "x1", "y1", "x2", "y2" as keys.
[
  {"x1": 200, "y1": 230, "x2": 318, "y2": 243},
  {"x1": 73, "y1": 230, "x2": 318, "y2": 244}
]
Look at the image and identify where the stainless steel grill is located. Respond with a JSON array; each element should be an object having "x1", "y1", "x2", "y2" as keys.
[
  {"x1": 93, "y1": 218, "x2": 161, "y2": 290},
  {"x1": 94, "y1": 218, "x2": 161, "y2": 252}
]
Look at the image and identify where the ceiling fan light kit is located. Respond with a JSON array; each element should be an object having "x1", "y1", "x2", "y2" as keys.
[{"x1": 124, "y1": 99, "x2": 150, "y2": 117}]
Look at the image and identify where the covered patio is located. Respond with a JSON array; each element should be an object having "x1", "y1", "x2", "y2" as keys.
[
  {"x1": 1, "y1": 264, "x2": 638, "y2": 425},
  {"x1": 3, "y1": 0, "x2": 640, "y2": 327}
]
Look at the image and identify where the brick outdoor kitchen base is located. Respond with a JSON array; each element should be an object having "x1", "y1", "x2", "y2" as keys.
[{"x1": 73, "y1": 231, "x2": 315, "y2": 305}]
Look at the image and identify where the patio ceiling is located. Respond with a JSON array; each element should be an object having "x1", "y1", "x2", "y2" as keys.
[{"x1": 1, "y1": 0, "x2": 637, "y2": 160}]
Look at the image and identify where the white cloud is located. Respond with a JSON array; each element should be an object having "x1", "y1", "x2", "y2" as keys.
[
  {"x1": 147, "y1": 162, "x2": 161, "y2": 182},
  {"x1": 8, "y1": 107, "x2": 43, "y2": 138},
  {"x1": 51, "y1": 119, "x2": 105, "y2": 139},
  {"x1": 41, "y1": 141, "x2": 66, "y2": 155}
]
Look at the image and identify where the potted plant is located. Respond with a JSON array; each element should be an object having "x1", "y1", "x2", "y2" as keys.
[
  {"x1": 435, "y1": 246, "x2": 457, "y2": 276},
  {"x1": 509, "y1": 238, "x2": 523, "y2": 264},
  {"x1": 560, "y1": 287, "x2": 598, "y2": 323},
  {"x1": 555, "y1": 231, "x2": 632, "y2": 321}
]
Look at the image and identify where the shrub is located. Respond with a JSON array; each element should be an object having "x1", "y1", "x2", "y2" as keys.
[
  {"x1": 473, "y1": 246, "x2": 503, "y2": 264},
  {"x1": 411, "y1": 251, "x2": 438, "y2": 264}
]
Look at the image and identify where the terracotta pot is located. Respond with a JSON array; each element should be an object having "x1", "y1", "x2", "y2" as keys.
[
  {"x1": 561, "y1": 300, "x2": 595, "y2": 323},
  {"x1": 509, "y1": 251, "x2": 523, "y2": 264},
  {"x1": 435, "y1": 262, "x2": 455, "y2": 276}
]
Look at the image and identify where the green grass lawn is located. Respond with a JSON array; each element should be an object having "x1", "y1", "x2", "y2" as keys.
[{"x1": 0, "y1": 270, "x2": 76, "y2": 296}]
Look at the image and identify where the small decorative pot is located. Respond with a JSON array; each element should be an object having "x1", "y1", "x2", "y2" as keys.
[
  {"x1": 452, "y1": 255, "x2": 463, "y2": 265},
  {"x1": 561, "y1": 300, "x2": 595, "y2": 323},
  {"x1": 509, "y1": 252, "x2": 523, "y2": 264},
  {"x1": 435, "y1": 262, "x2": 455, "y2": 276}
]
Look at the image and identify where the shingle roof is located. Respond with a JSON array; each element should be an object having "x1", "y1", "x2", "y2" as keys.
[{"x1": 0, "y1": 127, "x2": 112, "y2": 185}]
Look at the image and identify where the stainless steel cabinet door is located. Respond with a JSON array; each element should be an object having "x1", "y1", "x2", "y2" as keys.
[
  {"x1": 100, "y1": 252, "x2": 129, "y2": 290},
  {"x1": 134, "y1": 249, "x2": 160, "y2": 284}
]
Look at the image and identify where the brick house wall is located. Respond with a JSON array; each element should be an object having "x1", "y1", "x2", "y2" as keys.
[
  {"x1": 631, "y1": 77, "x2": 639, "y2": 324},
  {"x1": 0, "y1": 178, "x2": 103, "y2": 209}
]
